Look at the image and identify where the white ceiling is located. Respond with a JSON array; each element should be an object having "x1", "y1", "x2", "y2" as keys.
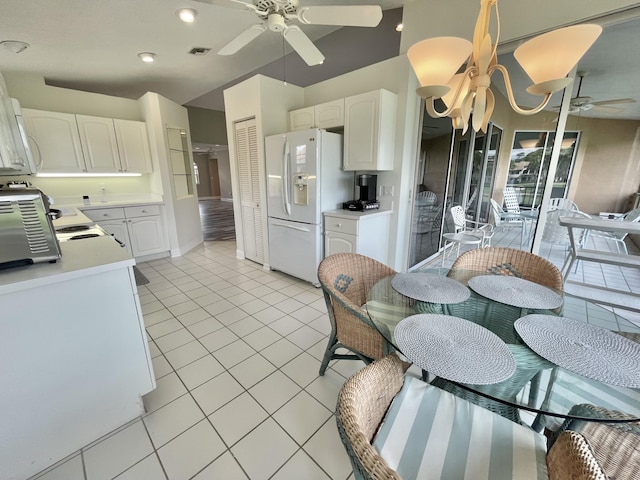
[
  {"x1": 1, "y1": 0, "x2": 639, "y2": 121},
  {"x1": 0, "y1": 0, "x2": 404, "y2": 111}
]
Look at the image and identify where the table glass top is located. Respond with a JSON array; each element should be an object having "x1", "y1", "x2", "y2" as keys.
[{"x1": 365, "y1": 268, "x2": 640, "y2": 423}]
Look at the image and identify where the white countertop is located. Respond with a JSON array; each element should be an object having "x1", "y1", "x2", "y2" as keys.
[
  {"x1": 0, "y1": 236, "x2": 135, "y2": 295},
  {"x1": 52, "y1": 207, "x2": 94, "y2": 229},
  {"x1": 323, "y1": 208, "x2": 392, "y2": 219},
  {"x1": 53, "y1": 193, "x2": 164, "y2": 210}
]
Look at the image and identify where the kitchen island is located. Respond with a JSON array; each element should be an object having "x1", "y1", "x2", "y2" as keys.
[{"x1": 0, "y1": 235, "x2": 155, "y2": 480}]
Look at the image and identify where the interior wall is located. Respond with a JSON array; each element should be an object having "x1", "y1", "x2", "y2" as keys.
[
  {"x1": 140, "y1": 92, "x2": 203, "y2": 257},
  {"x1": 209, "y1": 158, "x2": 221, "y2": 197},
  {"x1": 194, "y1": 153, "x2": 212, "y2": 198},
  {"x1": 186, "y1": 106, "x2": 228, "y2": 145},
  {"x1": 216, "y1": 149, "x2": 232, "y2": 200},
  {"x1": 567, "y1": 117, "x2": 640, "y2": 213},
  {"x1": 3, "y1": 73, "x2": 142, "y2": 120}
]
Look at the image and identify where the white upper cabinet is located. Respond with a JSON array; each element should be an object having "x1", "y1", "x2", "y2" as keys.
[
  {"x1": 76, "y1": 115, "x2": 120, "y2": 172},
  {"x1": 22, "y1": 109, "x2": 85, "y2": 173},
  {"x1": 343, "y1": 89, "x2": 397, "y2": 171},
  {"x1": 315, "y1": 98, "x2": 345, "y2": 129},
  {"x1": 289, "y1": 106, "x2": 315, "y2": 131},
  {"x1": 288, "y1": 98, "x2": 345, "y2": 131},
  {"x1": 22, "y1": 109, "x2": 153, "y2": 174},
  {"x1": 113, "y1": 119, "x2": 153, "y2": 173}
]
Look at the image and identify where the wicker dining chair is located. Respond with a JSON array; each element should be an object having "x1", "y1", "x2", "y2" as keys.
[
  {"x1": 336, "y1": 355, "x2": 552, "y2": 480},
  {"x1": 549, "y1": 404, "x2": 640, "y2": 480},
  {"x1": 449, "y1": 246, "x2": 564, "y2": 291},
  {"x1": 317, "y1": 253, "x2": 396, "y2": 375}
]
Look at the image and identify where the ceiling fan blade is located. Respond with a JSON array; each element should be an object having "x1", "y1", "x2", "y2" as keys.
[
  {"x1": 297, "y1": 5, "x2": 383, "y2": 27},
  {"x1": 218, "y1": 24, "x2": 267, "y2": 55},
  {"x1": 283, "y1": 25, "x2": 325, "y2": 66},
  {"x1": 592, "y1": 105, "x2": 625, "y2": 113},
  {"x1": 590, "y1": 98, "x2": 636, "y2": 106}
]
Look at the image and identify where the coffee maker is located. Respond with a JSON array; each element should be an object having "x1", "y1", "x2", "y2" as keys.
[{"x1": 343, "y1": 174, "x2": 380, "y2": 211}]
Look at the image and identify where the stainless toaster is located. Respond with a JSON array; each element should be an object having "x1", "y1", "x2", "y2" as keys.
[{"x1": 0, "y1": 187, "x2": 61, "y2": 268}]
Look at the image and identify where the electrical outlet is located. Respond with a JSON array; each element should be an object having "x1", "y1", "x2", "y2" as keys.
[{"x1": 383, "y1": 185, "x2": 394, "y2": 196}]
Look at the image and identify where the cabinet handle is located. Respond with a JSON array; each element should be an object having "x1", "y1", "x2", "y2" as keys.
[
  {"x1": 336, "y1": 223, "x2": 342, "y2": 228},
  {"x1": 103, "y1": 213, "x2": 109, "y2": 217},
  {"x1": 141, "y1": 210, "x2": 147, "y2": 213},
  {"x1": 128, "y1": 219, "x2": 132, "y2": 223}
]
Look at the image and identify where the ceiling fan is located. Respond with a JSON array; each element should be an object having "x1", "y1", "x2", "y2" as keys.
[
  {"x1": 561, "y1": 72, "x2": 636, "y2": 114},
  {"x1": 194, "y1": 0, "x2": 383, "y2": 66}
]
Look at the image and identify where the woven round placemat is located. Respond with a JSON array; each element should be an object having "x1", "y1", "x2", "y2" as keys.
[
  {"x1": 391, "y1": 273, "x2": 470, "y2": 304},
  {"x1": 395, "y1": 314, "x2": 516, "y2": 385},
  {"x1": 468, "y1": 275, "x2": 563, "y2": 310},
  {"x1": 515, "y1": 315, "x2": 640, "y2": 388}
]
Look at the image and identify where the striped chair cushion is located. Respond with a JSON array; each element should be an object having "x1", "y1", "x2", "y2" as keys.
[
  {"x1": 536, "y1": 369, "x2": 640, "y2": 431},
  {"x1": 373, "y1": 376, "x2": 548, "y2": 479}
]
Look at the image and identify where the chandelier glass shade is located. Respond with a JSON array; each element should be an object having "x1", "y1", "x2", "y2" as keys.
[{"x1": 407, "y1": 0, "x2": 602, "y2": 133}]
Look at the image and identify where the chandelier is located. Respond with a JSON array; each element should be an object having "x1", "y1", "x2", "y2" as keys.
[{"x1": 407, "y1": 0, "x2": 602, "y2": 133}]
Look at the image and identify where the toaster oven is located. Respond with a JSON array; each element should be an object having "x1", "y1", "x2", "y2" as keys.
[{"x1": 0, "y1": 187, "x2": 61, "y2": 269}]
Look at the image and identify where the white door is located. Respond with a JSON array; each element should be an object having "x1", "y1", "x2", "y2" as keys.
[
  {"x1": 268, "y1": 217, "x2": 321, "y2": 285},
  {"x1": 235, "y1": 118, "x2": 264, "y2": 264}
]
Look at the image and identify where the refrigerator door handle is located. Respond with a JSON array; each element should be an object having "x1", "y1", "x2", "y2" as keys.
[
  {"x1": 271, "y1": 222, "x2": 311, "y2": 233},
  {"x1": 283, "y1": 139, "x2": 291, "y2": 216}
]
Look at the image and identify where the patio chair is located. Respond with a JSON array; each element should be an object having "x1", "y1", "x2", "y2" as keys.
[
  {"x1": 587, "y1": 207, "x2": 640, "y2": 254},
  {"x1": 490, "y1": 198, "x2": 524, "y2": 231},
  {"x1": 415, "y1": 190, "x2": 437, "y2": 206},
  {"x1": 542, "y1": 208, "x2": 592, "y2": 268},
  {"x1": 317, "y1": 253, "x2": 395, "y2": 375},
  {"x1": 441, "y1": 205, "x2": 494, "y2": 265},
  {"x1": 336, "y1": 355, "x2": 549, "y2": 480},
  {"x1": 549, "y1": 197, "x2": 579, "y2": 211}
]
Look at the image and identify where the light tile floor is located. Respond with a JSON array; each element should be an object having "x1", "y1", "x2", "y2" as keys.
[
  {"x1": 32, "y1": 241, "x2": 360, "y2": 480},
  {"x1": 31, "y1": 229, "x2": 640, "y2": 480}
]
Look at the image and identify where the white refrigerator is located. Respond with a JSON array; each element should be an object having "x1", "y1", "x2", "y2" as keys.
[{"x1": 265, "y1": 128, "x2": 352, "y2": 285}]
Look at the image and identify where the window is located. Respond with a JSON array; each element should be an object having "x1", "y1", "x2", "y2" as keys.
[{"x1": 167, "y1": 128, "x2": 194, "y2": 199}]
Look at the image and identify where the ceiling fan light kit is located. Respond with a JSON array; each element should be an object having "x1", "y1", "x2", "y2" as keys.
[
  {"x1": 198, "y1": 0, "x2": 382, "y2": 66},
  {"x1": 407, "y1": 0, "x2": 602, "y2": 133}
]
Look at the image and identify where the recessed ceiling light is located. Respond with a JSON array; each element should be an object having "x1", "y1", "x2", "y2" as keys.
[
  {"x1": 396, "y1": 23, "x2": 403, "y2": 32},
  {"x1": 176, "y1": 8, "x2": 198, "y2": 23},
  {"x1": 137, "y1": 52, "x2": 156, "y2": 63},
  {"x1": 0, "y1": 40, "x2": 30, "y2": 54}
]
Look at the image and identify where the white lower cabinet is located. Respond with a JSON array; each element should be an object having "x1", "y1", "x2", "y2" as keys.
[
  {"x1": 83, "y1": 205, "x2": 168, "y2": 258},
  {"x1": 324, "y1": 210, "x2": 391, "y2": 264}
]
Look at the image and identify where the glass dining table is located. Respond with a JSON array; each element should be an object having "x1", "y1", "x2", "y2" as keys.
[{"x1": 364, "y1": 267, "x2": 640, "y2": 429}]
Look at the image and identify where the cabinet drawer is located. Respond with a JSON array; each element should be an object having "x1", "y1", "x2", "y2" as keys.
[
  {"x1": 124, "y1": 204, "x2": 160, "y2": 218},
  {"x1": 324, "y1": 216, "x2": 358, "y2": 235},
  {"x1": 83, "y1": 207, "x2": 125, "y2": 221}
]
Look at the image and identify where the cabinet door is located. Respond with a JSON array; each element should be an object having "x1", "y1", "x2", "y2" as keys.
[
  {"x1": 22, "y1": 109, "x2": 86, "y2": 173},
  {"x1": 114, "y1": 119, "x2": 153, "y2": 173},
  {"x1": 289, "y1": 107, "x2": 315, "y2": 131},
  {"x1": 344, "y1": 90, "x2": 396, "y2": 171},
  {"x1": 98, "y1": 219, "x2": 133, "y2": 257},
  {"x1": 76, "y1": 115, "x2": 120, "y2": 172},
  {"x1": 325, "y1": 230, "x2": 357, "y2": 256},
  {"x1": 315, "y1": 99, "x2": 344, "y2": 129},
  {"x1": 127, "y1": 216, "x2": 167, "y2": 257}
]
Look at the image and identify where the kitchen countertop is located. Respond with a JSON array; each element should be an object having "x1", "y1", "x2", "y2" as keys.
[
  {"x1": 323, "y1": 208, "x2": 392, "y2": 219},
  {"x1": 52, "y1": 207, "x2": 94, "y2": 229},
  {"x1": 53, "y1": 193, "x2": 164, "y2": 210},
  {"x1": 0, "y1": 236, "x2": 134, "y2": 295}
]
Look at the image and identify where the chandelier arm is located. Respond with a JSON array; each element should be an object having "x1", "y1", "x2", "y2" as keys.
[
  {"x1": 425, "y1": 99, "x2": 451, "y2": 118},
  {"x1": 491, "y1": 64, "x2": 553, "y2": 115}
]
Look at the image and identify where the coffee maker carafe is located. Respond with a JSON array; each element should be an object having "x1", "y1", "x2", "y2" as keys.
[{"x1": 357, "y1": 174, "x2": 377, "y2": 203}]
